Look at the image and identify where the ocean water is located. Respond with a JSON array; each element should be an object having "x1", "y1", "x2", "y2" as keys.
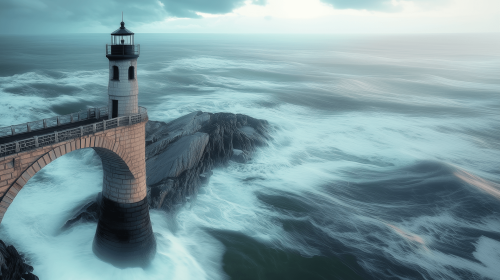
[{"x1": 0, "y1": 33, "x2": 500, "y2": 279}]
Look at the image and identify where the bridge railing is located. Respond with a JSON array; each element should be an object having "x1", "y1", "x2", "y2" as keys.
[
  {"x1": 0, "y1": 107, "x2": 110, "y2": 138},
  {"x1": 0, "y1": 107, "x2": 147, "y2": 157}
]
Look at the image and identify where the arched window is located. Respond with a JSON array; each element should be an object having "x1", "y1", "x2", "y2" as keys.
[
  {"x1": 128, "y1": 66, "x2": 135, "y2": 80},
  {"x1": 112, "y1": 66, "x2": 119, "y2": 80}
]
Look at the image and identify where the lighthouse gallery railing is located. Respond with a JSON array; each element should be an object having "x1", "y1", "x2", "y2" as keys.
[
  {"x1": 0, "y1": 107, "x2": 148, "y2": 157},
  {"x1": 106, "y1": 44, "x2": 140, "y2": 56}
]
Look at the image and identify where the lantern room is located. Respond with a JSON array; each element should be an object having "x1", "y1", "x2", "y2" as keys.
[
  {"x1": 106, "y1": 20, "x2": 140, "y2": 59},
  {"x1": 111, "y1": 22, "x2": 135, "y2": 45}
]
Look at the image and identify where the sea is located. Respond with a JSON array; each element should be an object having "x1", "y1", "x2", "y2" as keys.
[{"x1": 0, "y1": 33, "x2": 499, "y2": 279}]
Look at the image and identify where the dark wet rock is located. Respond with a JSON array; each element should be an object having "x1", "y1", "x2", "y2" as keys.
[
  {"x1": 0, "y1": 240, "x2": 39, "y2": 280},
  {"x1": 199, "y1": 171, "x2": 213, "y2": 185},
  {"x1": 231, "y1": 149, "x2": 250, "y2": 163},
  {"x1": 148, "y1": 179, "x2": 175, "y2": 210},
  {"x1": 61, "y1": 193, "x2": 101, "y2": 231}
]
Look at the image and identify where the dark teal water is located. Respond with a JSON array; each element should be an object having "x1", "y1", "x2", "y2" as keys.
[{"x1": 0, "y1": 34, "x2": 499, "y2": 279}]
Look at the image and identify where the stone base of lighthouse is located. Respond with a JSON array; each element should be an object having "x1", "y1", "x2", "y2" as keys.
[
  {"x1": 90, "y1": 121, "x2": 156, "y2": 268},
  {"x1": 93, "y1": 196, "x2": 156, "y2": 268}
]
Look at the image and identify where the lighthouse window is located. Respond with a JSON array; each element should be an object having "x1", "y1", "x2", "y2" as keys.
[
  {"x1": 128, "y1": 66, "x2": 135, "y2": 80},
  {"x1": 112, "y1": 66, "x2": 119, "y2": 80}
]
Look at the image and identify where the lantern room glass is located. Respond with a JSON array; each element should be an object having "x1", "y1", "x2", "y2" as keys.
[{"x1": 111, "y1": 35, "x2": 134, "y2": 45}]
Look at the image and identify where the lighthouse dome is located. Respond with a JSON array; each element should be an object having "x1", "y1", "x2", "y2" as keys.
[{"x1": 111, "y1": 22, "x2": 134, "y2": 36}]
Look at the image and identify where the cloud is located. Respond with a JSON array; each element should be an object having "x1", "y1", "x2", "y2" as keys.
[
  {"x1": 0, "y1": 0, "x2": 168, "y2": 33},
  {"x1": 0, "y1": 0, "x2": 497, "y2": 34},
  {"x1": 0, "y1": 0, "x2": 266, "y2": 33}
]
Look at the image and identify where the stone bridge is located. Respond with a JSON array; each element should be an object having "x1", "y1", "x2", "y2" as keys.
[{"x1": 0, "y1": 106, "x2": 156, "y2": 267}]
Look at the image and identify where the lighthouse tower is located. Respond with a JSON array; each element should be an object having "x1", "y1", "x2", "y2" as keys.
[
  {"x1": 106, "y1": 17, "x2": 139, "y2": 118},
  {"x1": 92, "y1": 18, "x2": 156, "y2": 268}
]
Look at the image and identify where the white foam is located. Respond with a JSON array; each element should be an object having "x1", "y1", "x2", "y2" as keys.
[{"x1": 0, "y1": 70, "x2": 107, "y2": 126}]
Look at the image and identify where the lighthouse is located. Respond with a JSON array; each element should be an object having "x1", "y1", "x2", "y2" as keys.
[
  {"x1": 106, "y1": 17, "x2": 140, "y2": 118},
  {"x1": 92, "y1": 18, "x2": 156, "y2": 268}
]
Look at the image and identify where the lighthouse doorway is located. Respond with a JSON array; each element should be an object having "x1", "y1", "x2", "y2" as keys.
[{"x1": 112, "y1": 100, "x2": 118, "y2": 118}]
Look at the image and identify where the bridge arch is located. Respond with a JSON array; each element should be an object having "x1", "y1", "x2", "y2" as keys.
[
  {"x1": 0, "y1": 121, "x2": 155, "y2": 267},
  {"x1": 2, "y1": 139, "x2": 138, "y2": 219},
  {"x1": 0, "y1": 122, "x2": 148, "y2": 223}
]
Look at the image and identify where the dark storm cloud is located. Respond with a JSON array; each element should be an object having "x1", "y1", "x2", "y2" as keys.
[
  {"x1": 0, "y1": 0, "x2": 167, "y2": 33},
  {"x1": 0, "y1": 0, "x2": 266, "y2": 33}
]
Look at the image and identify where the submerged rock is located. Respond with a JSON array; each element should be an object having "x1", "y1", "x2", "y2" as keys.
[{"x1": 0, "y1": 240, "x2": 39, "y2": 280}]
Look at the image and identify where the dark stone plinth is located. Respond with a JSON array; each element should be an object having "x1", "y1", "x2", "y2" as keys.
[{"x1": 92, "y1": 196, "x2": 156, "y2": 268}]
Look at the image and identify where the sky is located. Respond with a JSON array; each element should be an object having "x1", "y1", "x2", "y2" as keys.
[{"x1": 0, "y1": 0, "x2": 499, "y2": 34}]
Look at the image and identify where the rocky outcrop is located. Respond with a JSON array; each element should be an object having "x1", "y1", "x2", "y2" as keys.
[
  {"x1": 146, "y1": 111, "x2": 269, "y2": 210},
  {"x1": 63, "y1": 111, "x2": 269, "y2": 226},
  {"x1": 0, "y1": 240, "x2": 38, "y2": 280},
  {"x1": 147, "y1": 132, "x2": 210, "y2": 183}
]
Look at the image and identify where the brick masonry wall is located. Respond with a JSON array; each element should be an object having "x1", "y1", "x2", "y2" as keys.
[
  {"x1": 0, "y1": 120, "x2": 147, "y2": 224},
  {"x1": 108, "y1": 59, "x2": 139, "y2": 117}
]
